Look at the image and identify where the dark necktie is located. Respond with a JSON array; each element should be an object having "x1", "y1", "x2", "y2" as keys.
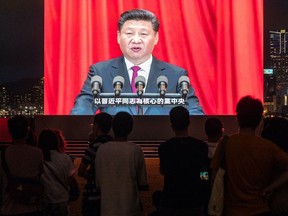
[{"x1": 131, "y1": 66, "x2": 141, "y2": 93}]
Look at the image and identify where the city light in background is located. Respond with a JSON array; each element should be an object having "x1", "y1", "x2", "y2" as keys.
[{"x1": 264, "y1": 29, "x2": 288, "y2": 116}]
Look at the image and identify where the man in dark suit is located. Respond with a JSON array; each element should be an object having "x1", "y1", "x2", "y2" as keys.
[{"x1": 71, "y1": 9, "x2": 204, "y2": 115}]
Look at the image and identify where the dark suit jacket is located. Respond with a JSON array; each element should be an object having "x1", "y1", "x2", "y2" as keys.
[{"x1": 70, "y1": 56, "x2": 204, "y2": 115}]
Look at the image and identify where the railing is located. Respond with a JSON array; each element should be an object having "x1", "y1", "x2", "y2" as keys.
[
  {"x1": 66, "y1": 140, "x2": 162, "y2": 158},
  {"x1": 0, "y1": 141, "x2": 162, "y2": 158}
]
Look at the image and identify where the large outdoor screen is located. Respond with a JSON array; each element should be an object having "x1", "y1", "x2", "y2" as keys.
[{"x1": 1, "y1": 0, "x2": 287, "y2": 116}]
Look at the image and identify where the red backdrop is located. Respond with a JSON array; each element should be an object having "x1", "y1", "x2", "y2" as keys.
[{"x1": 44, "y1": 0, "x2": 263, "y2": 115}]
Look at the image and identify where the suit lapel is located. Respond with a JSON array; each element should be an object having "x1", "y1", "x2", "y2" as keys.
[
  {"x1": 143, "y1": 57, "x2": 166, "y2": 114},
  {"x1": 111, "y1": 57, "x2": 132, "y2": 93},
  {"x1": 145, "y1": 57, "x2": 164, "y2": 93}
]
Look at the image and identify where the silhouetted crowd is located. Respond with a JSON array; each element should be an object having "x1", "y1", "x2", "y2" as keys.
[{"x1": 1, "y1": 95, "x2": 288, "y2": 216}]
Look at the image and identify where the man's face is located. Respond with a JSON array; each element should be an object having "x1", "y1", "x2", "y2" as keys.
[{"x1": 117, "y1": 20, "x2": 159, "y2": 65}]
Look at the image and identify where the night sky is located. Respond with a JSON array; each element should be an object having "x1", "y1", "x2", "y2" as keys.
[
  {"x1": 0, "y1": 0, "x2": 43, "y2": 85},
  {"x1": 0, "y1": 0, "x2": 287, "y2": 85}
]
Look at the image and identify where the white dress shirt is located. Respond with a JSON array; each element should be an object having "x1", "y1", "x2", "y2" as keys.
[{"x1": 124, "y1": 56, "x2": 153, "y2": 92}]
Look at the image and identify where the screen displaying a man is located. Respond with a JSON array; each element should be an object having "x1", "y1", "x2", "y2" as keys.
[{"x1": 71, "y1": 9, "x2": 204, "y2": 115}]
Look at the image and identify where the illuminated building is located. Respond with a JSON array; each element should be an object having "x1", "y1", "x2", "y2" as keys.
[{"x1": 269, "y1": 29, "x2": 288, "y2": 115}]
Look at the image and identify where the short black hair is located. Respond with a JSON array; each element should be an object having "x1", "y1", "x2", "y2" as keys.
[
  {"x1": 38, "y1": 129, "x2": 60, "y2": 161},
  {"x1": 38, "y1": 129, "x2": 59, "y2": 151},
  {"x1": 236, "y1": 96, "x2": 263, "y2": 129},
  {"x1": 205, "y1": 118, "x2": 223, "y2": 137},
  {"x1": 169, "y1": 106, "x2": 190, "y2": 131},
  {"x1": 93, "y1": 112, "x2": 113, "y2": 134},
  {"x1": 118, "y1": 9, "x2": 160, "y2": 32},
  {"x1": 262, "y1": 117, "x2": 288, "y2": 152},
  {"x1": 8, "y1": 115, "x2": 29, "y2": 139},
  {"x1": 112, "y1": 112, "x2": 134, "y2": 137}
]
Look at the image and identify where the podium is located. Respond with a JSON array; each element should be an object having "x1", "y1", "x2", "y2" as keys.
[{"x1": 93, "y1": 92, "x2": 188, "y2": 115}]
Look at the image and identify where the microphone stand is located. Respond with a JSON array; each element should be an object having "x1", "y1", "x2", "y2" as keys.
[
  {"x1": 137, "y1": 105, "x2": 143, "y2": 115},
  {"x1": 136, "y1": 88, "x2": 144, "y2": 115}
]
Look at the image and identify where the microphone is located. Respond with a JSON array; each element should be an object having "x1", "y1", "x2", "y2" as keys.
[
  {"x1": 90, "y1": 75, "x2": 102, "y2": 97},
  {"x1": 113, "y1": 76, "x2": 124, "y2": 97},
  {"x1": 134, "y1": 76, "x2": 146, "y2": 97},
  {"x1": 178, "y1": 76, "x2": 190, "y2": 98},
  {"x1": 157, "y1": 75, "x2": 168, "y2": 97}
]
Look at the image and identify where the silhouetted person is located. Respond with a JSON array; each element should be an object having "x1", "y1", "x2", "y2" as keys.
[
  {"x1": 204, "y1": 117, "x2": 224, "y2": 215},
  {"x1": 95, "y1": 112, "x2": 148, "y2": 216},
  {"x1": 53, "y1": 130, "x2": 67, "y2": 154},
  {"x1": 158, "y1": 106, "x2": 209, "y2": 216},
  {"x1": 0, "y1": 115, "x2": 43, "y2": 216},
  {"x1": 262, "y1": 117, "x2": 288, "y2": 153},
  {"x1": 211, "y1": 96, "x2": 288, "y2": 216},
  {"x1": 39, "y1": 129, "x2": 74, "y2": 216},
  {"x1": 204, "y1": 117, "x2": 224, "y2": 159},
  {"x1": 262, "y1": 117, "x2": 288, "y2": 215},
  {"x1": 78, "y1": 112, "x2": 113, "y2": 216}
]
